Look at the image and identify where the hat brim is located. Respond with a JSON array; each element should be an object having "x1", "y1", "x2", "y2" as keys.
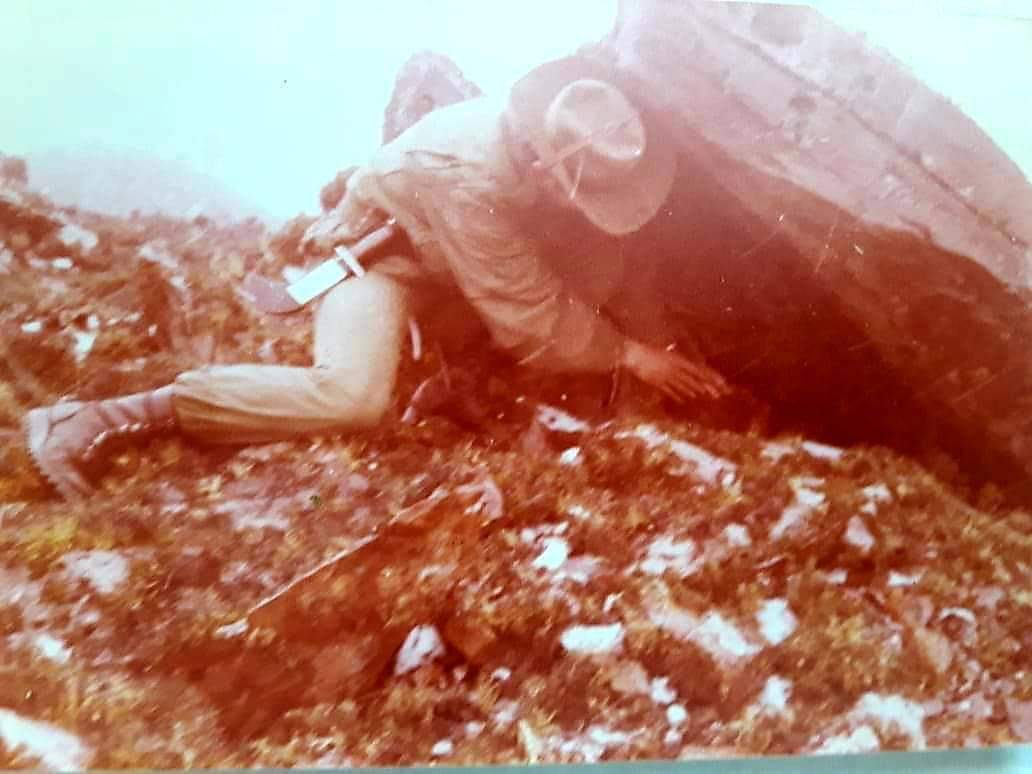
[{"x1": 508, "y1": 56, "x2": 677, "y2": 236}]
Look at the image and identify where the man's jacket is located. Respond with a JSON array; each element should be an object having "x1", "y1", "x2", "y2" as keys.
[{"x1": 317, "y1": 95, "x2": 638, "y2": 374}]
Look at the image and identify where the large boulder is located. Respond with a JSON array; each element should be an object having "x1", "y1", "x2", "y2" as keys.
[{"x1": 584, "y1": 0, "x2": 1032, "y2": 501}]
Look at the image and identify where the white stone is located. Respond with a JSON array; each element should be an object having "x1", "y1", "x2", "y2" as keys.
[
  {"x1": 216, "y1": 500, "x2": 291, "y2": 532},
  {"x1": 555, "y1": 556, "x2": 601, "y2": 585},
  {"x1": 214, "y1": 620, "x2": 248, "y2": 639},
  {"x1": 491, "y1": 667, "x2": 512, "y2": 682},
  {"x1": 491, "y1": 700, "x2": 519, "y2": 726},
  {"x1": 650, "y1": 677, "x2": 676, "y2": 705},
  {"x1": 862, "y1": 483, "x2": 892, "y2": 502},
  {"x1": 801, "y1": 441, "x2": 844, "y2": 461},
  {"x1": 74, "y1": 609, "x2": 101, "y2": 628},
  {"x1": 532, "y1": 537, "x2": 570, "y2": 572},
  {"x1": 62, "y1": 550, "x2": 128, "y2": 595},
  {"x1": 587, "y1": 726, "x2": 633, "y2": 746},
  {"x1": 625, "y1": 423, "x2": 668, "y2": 448},
  {"x1": 139, "y1": 243, "x2": 179, "y2": 269},
  {"x1": 647, "y1": 593, "x2": 761, "y2": 663},
  {"x1": 668, "y1": 440, "x2": 738, "y2": 485},
  {"x1": 640, "y1": 557, "x2": 668, "y2": 576},
  {"x1": 394, "y1": 625, "x2": 445, "y2": 675},
  {"x1": 757, "y1": 599, "x2": 798, "y2": 645},
  {"x1": 888, "y1": 571, "x2": 920, "y2": 587},
  {"x1": 430, "y1": 739, "x2": 454, "y2": 757},
  {"x1": 852, "y1": 693, "x2": 927, "y2": 749},
  {"x1": 464, "y1": 721, "x2": 485, "y2": 738},
  {"x1": 537, "y1": 405, "x2": 589, "y2": 433},
  {"x1": 845, "y1": 516, "x2": 876, "y2": 552},
  {"x1": 771, "y1": 479, "x2": 826, "y2": 540},
  {"x1": 795, "y1": 483, "x2": 827, "y2": 508},
  {"x1": 824, "y1": 569, "x2": 848, "y2": 585},
  {"x1": 649, "y1": 535, "x2": 696, "y2": 559},
  {"x1": 58, "y1": 223, "x2": 98, "y2": 252},
  {"x1": 20, "y1": 320, "x2": 42, "y2": 334},
  {"x1": 770, "y1": 502, "x2": 809, "y2": 541},
  {"x1": 560, "y1": 624, "x2": 624, "y2": 654},
  {"x1": 861, "y1": 483, "x2": 893, "y2": 515},
  {"x1": 52, "y1": 257, "x2": 74, "y2": 270},
  {"x1": 694, "y1": 612, "x2": 761, "y2": 661},
  {"x1": 559, "y1": 447, "x2": 582, "y2": 466},
  {"x1": 417, "y1": 564, "x2": 454, "y2": 581},
  {"x1": 645, "y1": 536, "x2": 699, "y2": 577},
  {"x1": 815, "y1": 725, "x2": 880, "y2": 755},
  {"x1": 761, "y1": 441, "x2": 795, "y2": 461},
  {"x1": 33, "y1": 634, "x2": 71, "y2": 664},
  {"x1": 0, "y1": 710, "x2": 91, "y2": 771},
  {"x1": 760, "y1": 676, "x2": 792, "y2": 715},
  {"x1": 554, "y1": 726, "x2": 639, "y2": 763},
  {"x1": 666, "y1": 704, "x2": 688, "y2": 727},
  {"x1": 723, "y1": 524, "x2": 751, "y2": 547},
  {"x1": 603, "y1": 593, "x2": 621, "y2": 613},
  {"x1": 71, "y1": 328, "x2": 98, "y2": 363},
  {"x1": 566, "y1": 504, "x2": 592, "y2": 521}
]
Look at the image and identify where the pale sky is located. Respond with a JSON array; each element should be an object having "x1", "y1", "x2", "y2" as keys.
[{"x1": 2, "y1": 1, "x2": 1030, "y2": 221}]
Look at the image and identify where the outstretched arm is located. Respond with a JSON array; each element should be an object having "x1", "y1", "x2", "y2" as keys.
[
  {"x1": 620, "y1": 339, "x2": 730, "y2": 401},
  {"x1": 432, "y1": 188, "x2": 730, "y2": 401}
]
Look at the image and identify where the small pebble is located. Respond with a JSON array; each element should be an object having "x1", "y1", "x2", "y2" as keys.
[
  {"x1": 430, "y1": 740, "x2": 453, "y2": 757},
  {"x1": 666, "y1": 704, "x2": 688, "y2": 727}
]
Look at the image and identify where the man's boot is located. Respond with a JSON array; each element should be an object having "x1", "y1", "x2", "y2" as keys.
[{"x1": 23, "y1": 385, "x2": 178, "y2": 501}]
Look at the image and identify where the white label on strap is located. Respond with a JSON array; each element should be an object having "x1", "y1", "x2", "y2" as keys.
[
  {"x1": 286, "y1": 259, "x2": 348, "y2": 305},
  {"x1": 335, "y1": 245, "x2": 366, "y2": 277}
]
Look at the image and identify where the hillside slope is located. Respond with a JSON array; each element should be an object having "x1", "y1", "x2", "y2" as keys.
[
  {"x1": 25, "y1": 147, "x2": 273, "y2": 226},
  {"x1": 0, "y1": 178, "x2": 1029, "y2": 767}
]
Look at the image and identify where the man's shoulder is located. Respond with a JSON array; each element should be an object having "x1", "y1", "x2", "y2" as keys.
[{"x1": 388, "y1": 95, "x2": 505, "y2": 156}]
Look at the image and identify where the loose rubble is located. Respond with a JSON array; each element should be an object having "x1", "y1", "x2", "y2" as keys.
[
  {"x1": 0, "y1": 710, "x2": 92, "y2": 770},
  {"x1": 0, "y1": 143, "x2": 1029, "y2": 769}
]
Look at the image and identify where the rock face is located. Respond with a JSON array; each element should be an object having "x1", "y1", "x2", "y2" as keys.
[
  {"x1": 587, "y1": 0, "x2": 1032, "y2": 501},
  {"x1": 0, "y1": 154, "x2": 28, "y2": 186}
]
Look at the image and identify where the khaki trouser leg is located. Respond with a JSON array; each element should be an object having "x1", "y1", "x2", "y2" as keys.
[{"x1": 172, "y1": 270, "x2": 411, "y2": 444}]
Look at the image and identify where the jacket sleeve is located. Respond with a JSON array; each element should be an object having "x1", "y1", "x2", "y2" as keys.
[
  {"x1": 302, "y1": 169, "x2": 387, "y2": 252},
  {"x1": 428, "y1": 183, "x2": 627, "y2": 374}
]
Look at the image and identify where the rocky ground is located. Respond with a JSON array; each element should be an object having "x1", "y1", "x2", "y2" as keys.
[{"x1": 0, "y1": 178, "x2": 1030, "y2": 768}]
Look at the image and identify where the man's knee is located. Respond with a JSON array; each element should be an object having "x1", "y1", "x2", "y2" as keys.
[{"x1": 313, "y1": 365, "x2": 395, "y2": 429}]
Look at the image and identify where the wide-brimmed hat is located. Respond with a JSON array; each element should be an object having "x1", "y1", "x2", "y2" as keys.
[{"x1": 506, "y1": 56, "x2": 676, "y2": 236}]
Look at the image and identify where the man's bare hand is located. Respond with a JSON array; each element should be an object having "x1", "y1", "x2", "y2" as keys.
[
  {"x1": 301, "y1": 214, "x2": 347, "y2": 256},
  {"x1": 621, "y1": 339, "x2": 731, "y2": 402}
]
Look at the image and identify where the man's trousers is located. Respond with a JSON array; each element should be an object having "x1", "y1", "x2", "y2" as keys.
[{"x1": 172, "y1": 269, "x2": 411, "y2": 444}]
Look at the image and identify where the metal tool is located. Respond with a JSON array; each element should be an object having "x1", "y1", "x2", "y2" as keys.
[{"x1": 239, "y1": 221, "x2": 399, "y2": 314}]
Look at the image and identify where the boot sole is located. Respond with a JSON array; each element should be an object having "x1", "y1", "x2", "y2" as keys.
[{"x1": 22, "y1": 409, "x2": 88, "y2": 502}]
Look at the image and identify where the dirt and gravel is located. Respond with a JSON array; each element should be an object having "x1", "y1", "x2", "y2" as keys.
[{"x1": 0, "y1": 172, "x2": 1030, "y2": 768}]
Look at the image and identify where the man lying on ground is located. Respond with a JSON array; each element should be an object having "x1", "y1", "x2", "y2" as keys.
[{"x1": 24, "y1": 55, "x2": 730, "y2": 501}]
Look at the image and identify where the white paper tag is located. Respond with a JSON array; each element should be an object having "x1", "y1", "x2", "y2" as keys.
[{"x1": 286, "y1": 259, "x2": 348, "y2": 305}]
